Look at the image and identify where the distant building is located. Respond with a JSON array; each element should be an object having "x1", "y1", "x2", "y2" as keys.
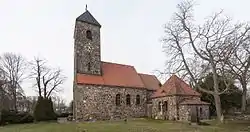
[{"x1": 73, "y1": 9, "x2": 209, "y2": 121}]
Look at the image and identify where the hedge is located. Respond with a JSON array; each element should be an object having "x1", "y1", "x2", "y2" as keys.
[{"x1": 0, "y1": 110, "x2": 34, "y2": 125}]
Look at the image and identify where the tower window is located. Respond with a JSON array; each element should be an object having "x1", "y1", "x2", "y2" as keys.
[
  {"x1": 87, "y1": 52, "x2": 91, "y2": 71},
  {"x1": 136, "y1": 95, "x2": 140, "y2": 105},
  {"x1": 86, "y1": 30, "x2": 92, "y2": 40},
  {"x1": 126, "y1": 94, "x2": 131, "y2": 106},
  {"x1": 116, "y1": 94, "x2": 121, "y2": 106},
  {"x1": 87, "y1": 62, "x2": 91, "y2": 71}
]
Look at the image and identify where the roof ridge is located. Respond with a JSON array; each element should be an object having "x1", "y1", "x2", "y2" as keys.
[
  {"x1": 101, "y1": 61, "x2": 134, "y2": 67},
  {"x1": 138, "y1": 73, "x2": 156, "y2": 76}
]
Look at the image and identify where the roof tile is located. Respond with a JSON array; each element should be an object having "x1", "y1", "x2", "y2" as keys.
[
  {"x1": 77, "y1": 62, "x2": 145, "y2": 88},
  {"x1": 139, "y1": 73, "x2": 161, "y2": 91},
  {"x1": 151, "y1": 75, "x2": 200, "y2": 98}
]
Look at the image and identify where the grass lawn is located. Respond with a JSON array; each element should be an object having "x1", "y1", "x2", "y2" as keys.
[{"x1": 0, "y1": 119, "x2": 249, "y2": 132}]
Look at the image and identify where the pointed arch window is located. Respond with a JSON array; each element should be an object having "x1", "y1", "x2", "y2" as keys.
[
  {"x1": 115, "y1": 94, "x2": 121, "y2": 106},
  {"x1": 86, "y1": 30, "x2": 92, "y2": 40},
  {"x1": 126, "y1": 94, "x2": 131, "y2": 106},
  {"x1": 158, "y1": 102, "x2": 161, "y2": 112},
  {"x1": 163, "y1": 101, "x2": 168, "y2": 112},
  {"x1": 136, "y1": 95, "x2": 140, "y2": 105}
]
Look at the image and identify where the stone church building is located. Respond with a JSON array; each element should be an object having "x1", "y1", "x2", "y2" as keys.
[{"x1": 73, "y1": 9, "x2": 210, "y2": 121}]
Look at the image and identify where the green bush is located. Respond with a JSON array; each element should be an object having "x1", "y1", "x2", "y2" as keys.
[
  {"x1": 0, "y1": 110, "x2": 34, "y2": 125},
  {"x1": 33, "y1": 97, "x2": 57, "y2": 121}
]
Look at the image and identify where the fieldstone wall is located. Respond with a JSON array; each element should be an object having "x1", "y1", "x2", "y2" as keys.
[
  {"x1": 146, "y1": 104, "x2": 153, "y2": 118},
  {"x1": 152, "y1": 96, "x2": 210, "y2": 121},
  {"x1": 146, "y1": 90, "x2": 155, "y2": 103},
  {"x1": 74, "y1": 84, "x2": 147, "y2": 120},
  {"x1": 74, "y1": 21, "x2": 101, "y2": 75},
  {"x1": 179, "y1": 105, "x2": 210, "y2": 120},
  {"x1": 152, "y1": 96, "x2": 177, "y2": 120}
]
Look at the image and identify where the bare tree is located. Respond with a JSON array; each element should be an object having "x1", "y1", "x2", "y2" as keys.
[
  {"x1": 0, "y1": 53, "x2": 27, "y2": 111},
  {"x1": 30, "y1": 57, "x2": 66, "y2": 99},
  {"x1": 226, "y1": 36, "x2": 250, "y2": 112},
  {"x1": 162, "y1": 0, "x2": 249, "y2": 122}
]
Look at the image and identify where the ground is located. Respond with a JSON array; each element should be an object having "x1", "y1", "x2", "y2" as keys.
[{"x1": 1, "y1": 119, "x2": 250, "y2": 132}]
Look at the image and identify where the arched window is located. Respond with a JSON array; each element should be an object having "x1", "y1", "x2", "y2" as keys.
[
  {"x1": 126, "y1": 94, "x2": 131, "y2": 106},
  {"x1": 87, "y1": 52, "x2": 91, "y2": 71},
  {"x1": 86, "y1": 30, "x2": 92, "y2": 40},
  {"x1": 87, "y1": 62, "x2": 91, "y2": 71},
  {"x1": 136, "y1": 95, "x2": 140, "y2": 105},
  {"x1": 115, "y1": 94, "x2": 121, "y2": 106},
  {"x1": 163, "y1": 101, "x2": 168, "y2": 112},
  {"x1": 158, "y1": 102, "x2": 161, "y2": 111}
]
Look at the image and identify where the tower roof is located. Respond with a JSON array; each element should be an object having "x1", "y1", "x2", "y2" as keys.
[{"x1": 76, "y1": 10, "x2": 101, "y2": 27}]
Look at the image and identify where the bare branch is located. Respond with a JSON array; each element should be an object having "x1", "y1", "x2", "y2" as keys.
[{"x1": 29, "y1": 56, "x2": 66, "y2": 99}]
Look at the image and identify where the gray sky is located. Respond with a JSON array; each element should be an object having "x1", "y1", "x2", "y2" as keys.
[{"x1": 0, "y1": 0, "x2": 249, "y2": 103}]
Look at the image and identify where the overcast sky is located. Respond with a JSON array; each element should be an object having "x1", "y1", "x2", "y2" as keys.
[{"x1": 0, "y1": 0, "x2": 249, "y2": 103}]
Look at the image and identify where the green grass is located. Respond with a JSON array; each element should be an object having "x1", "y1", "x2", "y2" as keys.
[{"x1": 0, "y1": 119, "x2": 250, "y2": 132}]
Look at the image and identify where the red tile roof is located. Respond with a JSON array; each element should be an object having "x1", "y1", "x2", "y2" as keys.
[
  {"x1": 139, "y1": 73, "x2": 161, "y2": 91},
  {"x1": 180, "y1": 99, "x2": 210, "y2": 105},
  {"x1": 77, "y1": 62, "x2": 145, "y2": 88},
  {"x1": 151, "y1": 75, "x2": 200, "y2": 98}
]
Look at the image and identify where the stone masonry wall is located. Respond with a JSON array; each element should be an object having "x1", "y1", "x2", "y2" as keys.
[
  {"x1": 152, "y1": 96, "x2": 210, "y2": 121},
  {"x1": 74, "y1": 21, "x2": 101, "y2": 75},
  {"x1": 179, "y1": 105, "x2": 210, "y2": 120},
  {"x1": 74, "y1": 84, "x2": 147, "y2": 120},
  {"x1": 152, "y1": 96, "x2": 177, "y2": 120},
  {"x1": 146, "y1": 90, "x2": 155, "y2": 103}
]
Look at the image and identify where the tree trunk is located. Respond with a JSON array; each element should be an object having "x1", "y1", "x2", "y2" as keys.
[
  {"x1": 13, "y1": 95, "x2": 17, "y2": 112},
  {"x1": 241, "y1": 83, "x2": 247, "y2": 112},
  {"x1": 211, "y1": 63, "x2": 223, "y2": 122},
  {"x1": 213, "y1": 94, "x2": 222, "y2": 122}
]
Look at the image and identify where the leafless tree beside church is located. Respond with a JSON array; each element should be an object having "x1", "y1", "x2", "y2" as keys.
[
  {"x1": 162, "y1": 0, "x2": 250, "y2": 122},
  {"x1": 225, "y1": 32, "x2": 250, "y2": 112},
  {"x1": 29, "y1": 57, "x2": 66, "y2": 99},
  {"x1": 0, "y1": 53, "x2": 27, "y2": 111}
]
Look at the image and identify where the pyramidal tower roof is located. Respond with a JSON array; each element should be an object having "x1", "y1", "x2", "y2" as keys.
[{"x1": 76, "y1": 5, "x2": 101, "y2": 27}]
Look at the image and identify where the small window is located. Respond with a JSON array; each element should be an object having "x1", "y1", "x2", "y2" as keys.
[
  {"x1": 158, "y1": 102, "x2": 161, "y2": 111},
  {"x1": 86, "y1": 30, "x2": 92, "y2": 40},
  {"x1": 136, "y1": 95, "x2": 140, "y2": 105},
  {"x1": 200, "y1": 107, "x2": 202, "y2": 115},
  {"x1": 116, "y1": 94, "x2": 121, "y2": 106},
  {"x1": 87, "y1": 52, "x2": 91, "y2": 71},
  {"x1": 163, "y1": 101, "x2": 168, "y2": 112},
  {"x1": 87, "y1": 62, "x2": 91, "y2": 71},
  {"x1": 126, "y1": 94, "x2": 131, "y2": 106}
]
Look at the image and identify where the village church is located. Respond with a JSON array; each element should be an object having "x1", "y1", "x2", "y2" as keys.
[{"x1": 73, "y1": 8, "x2": 210, "y2": 121}]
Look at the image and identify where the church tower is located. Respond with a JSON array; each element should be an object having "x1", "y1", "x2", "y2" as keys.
[{"x1": 74, "y1": 7, "x2": 102, "y2": 75}]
